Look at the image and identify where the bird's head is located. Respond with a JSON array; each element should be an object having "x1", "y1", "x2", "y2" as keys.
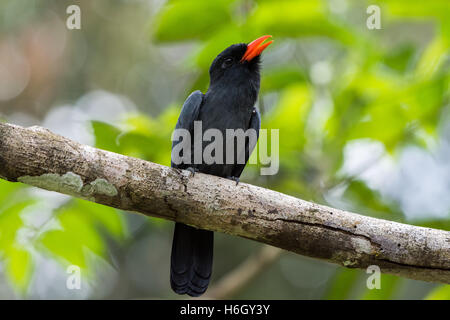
[{"x1": 208, "y1": 35, "x2": 273, "y2": 90}]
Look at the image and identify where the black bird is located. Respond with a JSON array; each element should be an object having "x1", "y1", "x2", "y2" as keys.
[{"x1": 170, "y1": 35, "x2": 273, "y2": 297}]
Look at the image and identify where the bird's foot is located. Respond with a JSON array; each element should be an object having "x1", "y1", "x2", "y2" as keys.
[
  {"x1": 186, "y1": 167, "x2": 199, "y2": 177},
  {"x1": 226, "y1": 176, "x2": 240, "y2": 186}
]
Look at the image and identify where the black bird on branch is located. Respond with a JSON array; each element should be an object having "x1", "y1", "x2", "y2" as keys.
[{"x1": 170, "y1": 35, "x2": 273, "y2": 297}]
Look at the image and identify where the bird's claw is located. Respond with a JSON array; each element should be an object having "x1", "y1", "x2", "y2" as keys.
[
  {"x1": 186, "y1": 167, "x2": 199, "y2": 177},
  {"x1": 226, "y1": 176, "x2": 240, "y2": 186}
]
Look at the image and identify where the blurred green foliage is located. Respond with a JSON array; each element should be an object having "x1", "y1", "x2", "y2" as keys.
[{"x1": 0, "y1": 0, "x2": 449, "y2": 299}]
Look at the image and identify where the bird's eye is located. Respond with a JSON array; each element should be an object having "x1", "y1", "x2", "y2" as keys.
[{"x1": 222, "y1": 57, "x2": 234, "y2": 68}]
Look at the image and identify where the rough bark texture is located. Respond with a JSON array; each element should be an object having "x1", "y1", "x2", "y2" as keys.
[{"x1": 0, "y1": 122, "x2": 449, "y2": 283}]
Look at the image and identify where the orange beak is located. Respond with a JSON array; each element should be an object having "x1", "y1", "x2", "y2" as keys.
[{"x1": 241, "y1": 35, "x2": 273, "y2": 62}]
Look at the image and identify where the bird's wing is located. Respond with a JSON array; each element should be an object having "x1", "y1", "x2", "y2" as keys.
[
  {"x1": 171, "y1": 90, "x2": 204, "y2": 168},
  {"x1": 232, "y1": 107, "x2": 261, "y2": 178}
]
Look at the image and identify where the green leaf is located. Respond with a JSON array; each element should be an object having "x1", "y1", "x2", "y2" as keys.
[
  {"x1": 38, "y1": 198, "x2": 127, "y2": 274},
  {"x1": 0, "y1": 200, "x2": 35, "y2": 292},
  {"x1": 4, "y1": 245, "x2": 33, "y2": 293},
  {"x1": 74, "y1": 200, "x2": 126, "y2": 240},
  {"x1": 265, "y1": 83, "x2": 311, "y2": 156},
  {"x1": 261, "y1": 67, "x2": 307, "y2": 92},
  {"x1": 0, "y1": 180, "x2": 23, "y2": 205},
  {"x1": 154, "y1": 0, "x2": 232, "y2": 42},
  {"x1": 342, "y1": 180, "x2": 403, "y2": 220},
  {"x1": 0, "y1": 201, "x2": 34, "y2": 254},
  {"x1": 415, "y1": 37, "x2": 449, "y2": 80},
  {"x1": 92, "y1": 121, "x2": 122, "y2": 153},
  {"x1": 40, "y1": 229, "x2": 90, "y2": 269},
  {"x1": 378, "y1": 0, "x2": 450, "y2": 20},
  {"x1": 247, "y1": 0, "x2": 354, "y2": 43},
  {"x1": 361, "y1": 274, "x2": 401, "y2": 300},
  {"x1": 347, "y1": 99, "x2": 409, "y2": 151},
  {"x1": 324, "y1": 268, "x2": 361, "y2": 300},
  {"x1": 39, "y1": 205, "x2": 105, "y2": 270},
  {"x1": 382, "y1": 44, "x2": 416, "y2": 74},
  {"x1": 425, "y1": 285, "x2": 450, "y2": 300}
]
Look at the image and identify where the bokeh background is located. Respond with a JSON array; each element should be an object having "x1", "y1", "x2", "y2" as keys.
[{"x1": 0, "y1": 0, "x2": 449, "y2": 299}]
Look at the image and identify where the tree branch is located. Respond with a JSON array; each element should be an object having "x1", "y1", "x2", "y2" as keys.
[{"x1": 0, "y1": 122, "x2": 449, "y2": 284}]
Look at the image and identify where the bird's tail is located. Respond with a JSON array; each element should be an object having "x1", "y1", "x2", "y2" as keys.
[{"x1": 170, "y1": 222, "x2": 213, "y2": 297}]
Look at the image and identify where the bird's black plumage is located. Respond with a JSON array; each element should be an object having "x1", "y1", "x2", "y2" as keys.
[{"x1": 170, "y1": 41, "x2": 263, "y2": 297}]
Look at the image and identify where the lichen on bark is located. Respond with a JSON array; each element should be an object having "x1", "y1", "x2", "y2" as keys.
[{"x1": 18, "y1": 172, "x2": 118, "y2": 200}]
